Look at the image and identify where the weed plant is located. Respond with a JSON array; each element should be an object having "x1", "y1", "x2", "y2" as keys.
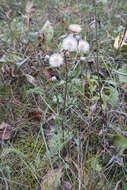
[{"x1": 0, "y1": 0, "x2": 127, "y2": 190}]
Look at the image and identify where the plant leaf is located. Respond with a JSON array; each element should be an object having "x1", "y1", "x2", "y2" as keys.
[
  {"x1": 0, "y1": 122, "x2": 12, "y2": 140},
  {"x1": 117, "y1": 65, "x2": 127, "y2": 83},
  {"x1": 27, "y1": 87, "x2": 45, "y2": 96},
  {"x1": 26, "y1": 0, "x2": 35, "y2": 14},
  {"x1": 16, "y1": 57, "x2": 29, "y2": 68},
  {"x1": 114, "y1": 32, "x2": 127, "y2": 49},
  {"x1": 25, "y1": 74, "x2": 37, "y2": 86},
  {"x1": 40, "y1": 20, "x2": 54, "y2": 45},
  {"x1": 108, "y1": 87, "x2": 119, "y2": 107},
  {"x1": 0, "y1": 55, "x2": 8, "y2": 63},
  {"x1": 113, "y1": 135, "x2": 127, "y2": 153}
]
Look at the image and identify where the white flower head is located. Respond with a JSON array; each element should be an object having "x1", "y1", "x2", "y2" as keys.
[
  {"x1": 49, "y1": 53, "x2": 64, "y2": 67},
  {"x1": 44, "y1": 55, "x2": 50, "y2": 60},
  {"x1": 62, "y1": 36, "x2": 77, "y2": 52},
  {"x1": 78, "y1": 40, "x2": 90, "y2": 54},
  {"x1": 51, "y1": 76, "x2": 57, "y2": 81},
  {"x1": 69, "y1": 24, "x2": 82, "y2": 33},
  {"x1": 75, "y1": 35, "x2": 81, "y2": 40},
  {"x1": 68, "y1": 33, "x2": 74, "y2": 38},
  {"x1": 80, "y1": 56, "x2": 86, "y2": 62},
  {"x1": 60, "y1": 80, "x2": 65, "y2": 84}
]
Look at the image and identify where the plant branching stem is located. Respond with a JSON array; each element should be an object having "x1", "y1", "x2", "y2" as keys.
[
  {"x1": 94, "y1": 0, "x2": 99, "y2": 72},
  {"x1": 61, "y1": 52, "x2": 68, "y2": 142},
  {"x1": 93, "y1": 0, "x2": 104, "y2": 113}
]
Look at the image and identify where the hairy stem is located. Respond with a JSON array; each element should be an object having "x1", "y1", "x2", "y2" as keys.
[
  {"x1": 93, "y1": 0, "x2": 99, "y2": 71},
  {"x1": 61, "y1": 52, "x2": 68, "y2": 142}
]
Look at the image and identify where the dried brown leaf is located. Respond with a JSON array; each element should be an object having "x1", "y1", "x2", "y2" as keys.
[
  {"x1": 25, "y1": 74, "x2": 37, "y2": 86},
  {"x1": 63, "y1": 181, "x2": 72, "y2": 190},
  {"x1": 71, "y1": 159, "x2": 89, "y2": 186},
  {"x1": 41, "y1": 68, "x2": 56, "y2": 81},
  {"x1": 39, "y1": 20, "x2": 52, "y2": 37},
  {"x1": 41, "y1": 167, "x2": 63, "y2": 190},
  {"x1": 28, "y1": 111, "x2": 42, "y2": 122},
  {"x1": 42, "y1": 68, "x2": 52, "y2": 80},
  {"x1": 26, "y1": 0, "x2": 35, "y2": 15},
  {"x1": 114, "y1": 32, "x2": 127, "y2": 49},
  {"x1": 6, "y1": 10, "x2": 12, "y2": 19},
  {"x1": 89, "y1": 103, "x2": 97, "y2": 116},
  {"x1": 0, "y1": 122, "x2": 12, "y2": 140}
]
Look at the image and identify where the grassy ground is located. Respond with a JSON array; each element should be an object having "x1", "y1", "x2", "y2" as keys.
[{"x1": 0, "y1": 0, "x2": 127, "y2": 189}]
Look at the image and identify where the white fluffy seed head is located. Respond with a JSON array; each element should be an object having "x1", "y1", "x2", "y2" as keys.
[
  {"x1": 80, "y1": 56, "x2": 86, "y2": 61},
  {"x1": 49, "y1": 53, "x2": 64, "y2": 67},
  {"x1": 62, "y1": 37, "x2": 78, "y2": 52},
  {"x1": 51, "y1": 76, "x2": 57, "y2": 81},
  {"x1": 68, "y1": 33, "x2": 74, "y2": 38},
  {"x1": 60, "y1": 80, "x2": 65, "y2": 84},
  {"x1": 69, "y1": 24, "x2": 82, "y2": 33},
  {"x1": 75, "y1": 35, "x2": 81, "y2": 40},
  {"x1": 44, "y1": 55, "x2": 50, "y2": 60},
  {"x1": 78, "y1": 40, "x2": 90, "y2": 54}
]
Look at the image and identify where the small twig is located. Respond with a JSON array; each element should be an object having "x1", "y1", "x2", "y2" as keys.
[
  {"x1": 114, "y1": 178, "x2": 123, "y2": 190},
  {"x1": 108, "y1": 110, "x2": 127, "y2": 117}
]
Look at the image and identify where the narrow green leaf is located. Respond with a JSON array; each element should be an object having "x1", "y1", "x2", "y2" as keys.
[
  {"x1": 113, "y1": 135, "x2": 127, "y2": 153},
  {"x1": 116, "y1": 66, "x2": 127, "y2": 83},
  {"x1": 108, "y1": 87, "x2": 119, "y2": 107}
]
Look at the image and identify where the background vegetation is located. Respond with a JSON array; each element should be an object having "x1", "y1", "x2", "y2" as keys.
[{"x1": 0, "y1": 0, "x2": 127, "y2": 189}]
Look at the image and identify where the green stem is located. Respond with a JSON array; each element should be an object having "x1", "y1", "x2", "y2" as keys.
[{"x1": 61, "y1": 52, "x2": 68, "y2": 142}]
